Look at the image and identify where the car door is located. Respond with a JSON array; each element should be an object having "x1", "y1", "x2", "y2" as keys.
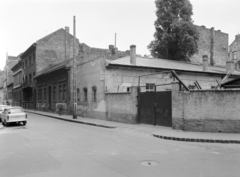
[{"x1": 1, "y1": 109, "x2": 7, "y2": 121}]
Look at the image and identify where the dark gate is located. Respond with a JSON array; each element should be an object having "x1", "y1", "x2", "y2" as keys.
[{"x1": 138, "y1": 86, "x2": 172, "y2": 127}]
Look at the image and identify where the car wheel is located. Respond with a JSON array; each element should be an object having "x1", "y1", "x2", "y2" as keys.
[
  {"x1": 22, "y1": 121, "x2": 27, "y2": 126},
  {"x1": 4, "y1": 120, "x2": 8, "y2": 127}
]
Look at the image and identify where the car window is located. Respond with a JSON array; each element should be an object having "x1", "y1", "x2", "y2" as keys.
[
  {"x1": 9, "y1": 108, "x2": 23, "y2": 113},
  {"x1": 0, "y1": 106, "x2": 7, "y2": 111}
]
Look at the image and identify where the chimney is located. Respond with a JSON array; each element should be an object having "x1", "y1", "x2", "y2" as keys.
[
  {"x1": 65, "y1": 26, "x2": 69, "y2": 60},
  {"x1": 130, "y1": 45, "x2": 136, "y2": 65},
  {"x1": 65, "y1": 26, "x2": 69, "y2": 33},
  {"x1": 236, "y1": 34, "x2": 240, "y2": 42},
  {"x1": 202, "y1": 55, "x2": 208, "y2": 71},
  {"x1": 226, "y1": 61, "x2": 235, "y2": 73},
  {"x1": 109, "y1": 45, "x2": 115, "y2": 59}
]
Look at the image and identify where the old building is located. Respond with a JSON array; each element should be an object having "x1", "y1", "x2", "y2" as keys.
[
  {"x1": 3, "y1": 54, "x2": 20, "y2": 105},
  {"x1": 34, "y1": 59, "x2": 72, "y2": 111},
  {"x1": 191, "y1": 25, "x2": 228, "y2": 66},
  {"x1": 0, "y1": 70, "x2": 4, "y2": 104},
  {"x1": 229, "y1": 34, "x2": 240, "y2": 69},
  {"x1": 76, "y1": 44, "x2": 240, "y2": 124},
  {"x1": 11, "y1": 60, "x2": 23, "y2": 106},
  {"x1": 20, "y1": 27, "x2": 79, "y2": 109}
]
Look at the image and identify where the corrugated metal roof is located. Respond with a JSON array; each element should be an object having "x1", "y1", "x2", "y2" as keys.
[
  {"x1": 109, "y1": 56, "x2": 240, "y2": 76},
  {"x1": 34, "y1": 59, "x2": 72, "y2": 78}
]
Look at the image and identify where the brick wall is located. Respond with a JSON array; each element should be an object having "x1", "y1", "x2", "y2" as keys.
[
  {"x1": 36, "y1": 28, "x2": 79, "y2": 74},
  {"x1": 191, "y1": 26, "x2": 228, "y2": 66},
  {"x1": 172, "y1": 83, "x2": 240, "y2": 133},
  {"x1": 105, "y1": 87, "x2": 138, "y2": 124}
]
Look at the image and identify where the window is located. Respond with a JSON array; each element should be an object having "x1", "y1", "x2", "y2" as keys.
[
  {"x1": 25, "y1": 60, "x2": 27, "y2": 68},
  {"x1": 29, "y1": 74, "x2": 32, "y2": 84},
  {"x1": 44, "y1": 88, "x2": 47, "y2": 100},
  {"x1": 63, "y1": 84, "x2": 66, "y2": 100},
  {"x1": 38, "y1": 88, "x2": 42, "y2": 101},
  {"x1": 59, "y1": 85, "x2": 62, "y2": 100},
  {"x1": 146, "y1": 83, "x2": 155, "y2": 92},
  {"x1": 29, "y1": 56, "x2": 31, "y2": 65},
  {"x1": 53, "y1": 86, "x2": 56, "y2": 100},
  {"x1": 77, "y1": 88, "x2": 80, "y2": 102},
  {"x1": 32, "y1": 53, "x2": 35, "y2": 64},
  {"x1": 233, "y1": 51, "x2": 237, "y2": 60},
  {"x1": 83, "y1": 87, "x2": 88, "y2": 102},
  {"x1": 25, "y1": 76, "x2": 28, "y2": 83},
  {"x1": 92, "y1": 86, "x2": 97, "y2": 102}
]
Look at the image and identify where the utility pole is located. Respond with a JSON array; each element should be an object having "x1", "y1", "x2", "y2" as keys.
[{"x1": 72, "y1": 16, "x2": 77, "y2": 119}]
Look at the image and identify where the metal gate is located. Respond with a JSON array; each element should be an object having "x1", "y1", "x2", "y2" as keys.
[{"x1": 138, "y1": 86, "x2": 172, "y2": 127}]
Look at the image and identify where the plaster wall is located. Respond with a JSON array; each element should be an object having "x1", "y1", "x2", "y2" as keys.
[
  {"x1": 77, "y1": 49, "x2": 108, "y2": 120},
  {"x1": 105, "y1": 87, "x2": 138, "y2": 124}
]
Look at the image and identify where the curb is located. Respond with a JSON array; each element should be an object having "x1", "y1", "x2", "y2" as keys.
[
  {"x1": 26, "y1": 111, "x2": 240, "y2": 144},
  {"x1": 153, "y1": 134, "x2": 240, "y2": 144},
  {"x1": 26, "y1": 111, "x2": 116, "y2": 129}
]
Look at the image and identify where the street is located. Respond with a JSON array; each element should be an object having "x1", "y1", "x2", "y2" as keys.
[{"x1": 0, "y1": 113, "x2": 240, "y2": 177}]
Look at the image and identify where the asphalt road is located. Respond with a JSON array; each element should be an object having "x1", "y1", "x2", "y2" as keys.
[{"x1": 0, "y1": 113, "x2": 240, "y2": 177}]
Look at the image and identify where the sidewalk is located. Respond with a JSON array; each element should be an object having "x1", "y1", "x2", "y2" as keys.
[{"x1": 25, "y1": 109, "x2": 240, "y2": 144}]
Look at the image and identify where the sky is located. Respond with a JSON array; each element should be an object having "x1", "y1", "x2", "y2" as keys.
[{"x1": 0, "y1": 0, "x2": 239, "y2": 70}]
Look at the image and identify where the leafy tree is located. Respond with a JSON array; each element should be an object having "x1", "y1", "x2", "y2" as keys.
[{"x1": 148, "y1": 0, "x2": 199, "y2": 61}]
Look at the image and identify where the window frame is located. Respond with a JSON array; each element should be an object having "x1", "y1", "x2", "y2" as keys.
[
  {"x1": 83, "y1": 87, "x2": 88, "y2": 102},
  {"x1": 92, "y1": 86, "x2": 97, "y2": 102}
]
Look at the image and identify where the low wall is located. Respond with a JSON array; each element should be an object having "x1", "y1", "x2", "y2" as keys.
[
  {"x1": 105, "y1": 87, "x2": 138, "y2": 124},
  {"x1": 172, "y1": 83, "x2": 240, "y2": 133}
]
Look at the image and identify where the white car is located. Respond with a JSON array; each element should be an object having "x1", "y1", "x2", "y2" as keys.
[
  {"x1": 0, "y1": 105, "x2": 12, "y2": 122},
  {"x1": 2, "y1": 107, "x2": 27, "y2": 126}
]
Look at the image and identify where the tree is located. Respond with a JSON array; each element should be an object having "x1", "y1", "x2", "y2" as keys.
[{"x1": 148, "y1": 0, "x2": 199, "y2": 61}]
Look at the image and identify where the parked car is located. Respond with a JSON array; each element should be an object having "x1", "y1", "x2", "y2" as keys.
[
  {"x1": 0, "y1": 105, "x2": 12, "y2": 122},
  {"x1": 1, "y1": 107, "x2": 27, "y2": 126}
]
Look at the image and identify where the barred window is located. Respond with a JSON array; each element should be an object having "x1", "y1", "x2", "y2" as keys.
[{"x1": 146, "y1": 83, "x2": 155, "y2": 92}]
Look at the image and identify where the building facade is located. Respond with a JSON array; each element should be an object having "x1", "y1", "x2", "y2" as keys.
[
  {"x1": 34, "y1": 59, "x2": 71, "y2": 111},
  {"x1": 74, "y1": 44, "x2": 240, "y2": 123},
  {"x1": 11, "y1": 60, "x2": 23, "y2": 106},
  {"x1": 229, "y1": 34, "x2": 240, "y2": 69},
  {"x1": 20, "y1": 27, "x2": 79, "y2": 109},
  {"x1": 0, "y1": 70, "x2": 4, "y2": 104},
  {"x1": 3, "y1": 54, "x2": 20, "y2": 105}
]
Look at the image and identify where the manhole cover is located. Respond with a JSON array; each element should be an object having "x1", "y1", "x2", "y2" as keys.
[{"x1": 140, "y1": 160, "x2": 159, "y2": 166}]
